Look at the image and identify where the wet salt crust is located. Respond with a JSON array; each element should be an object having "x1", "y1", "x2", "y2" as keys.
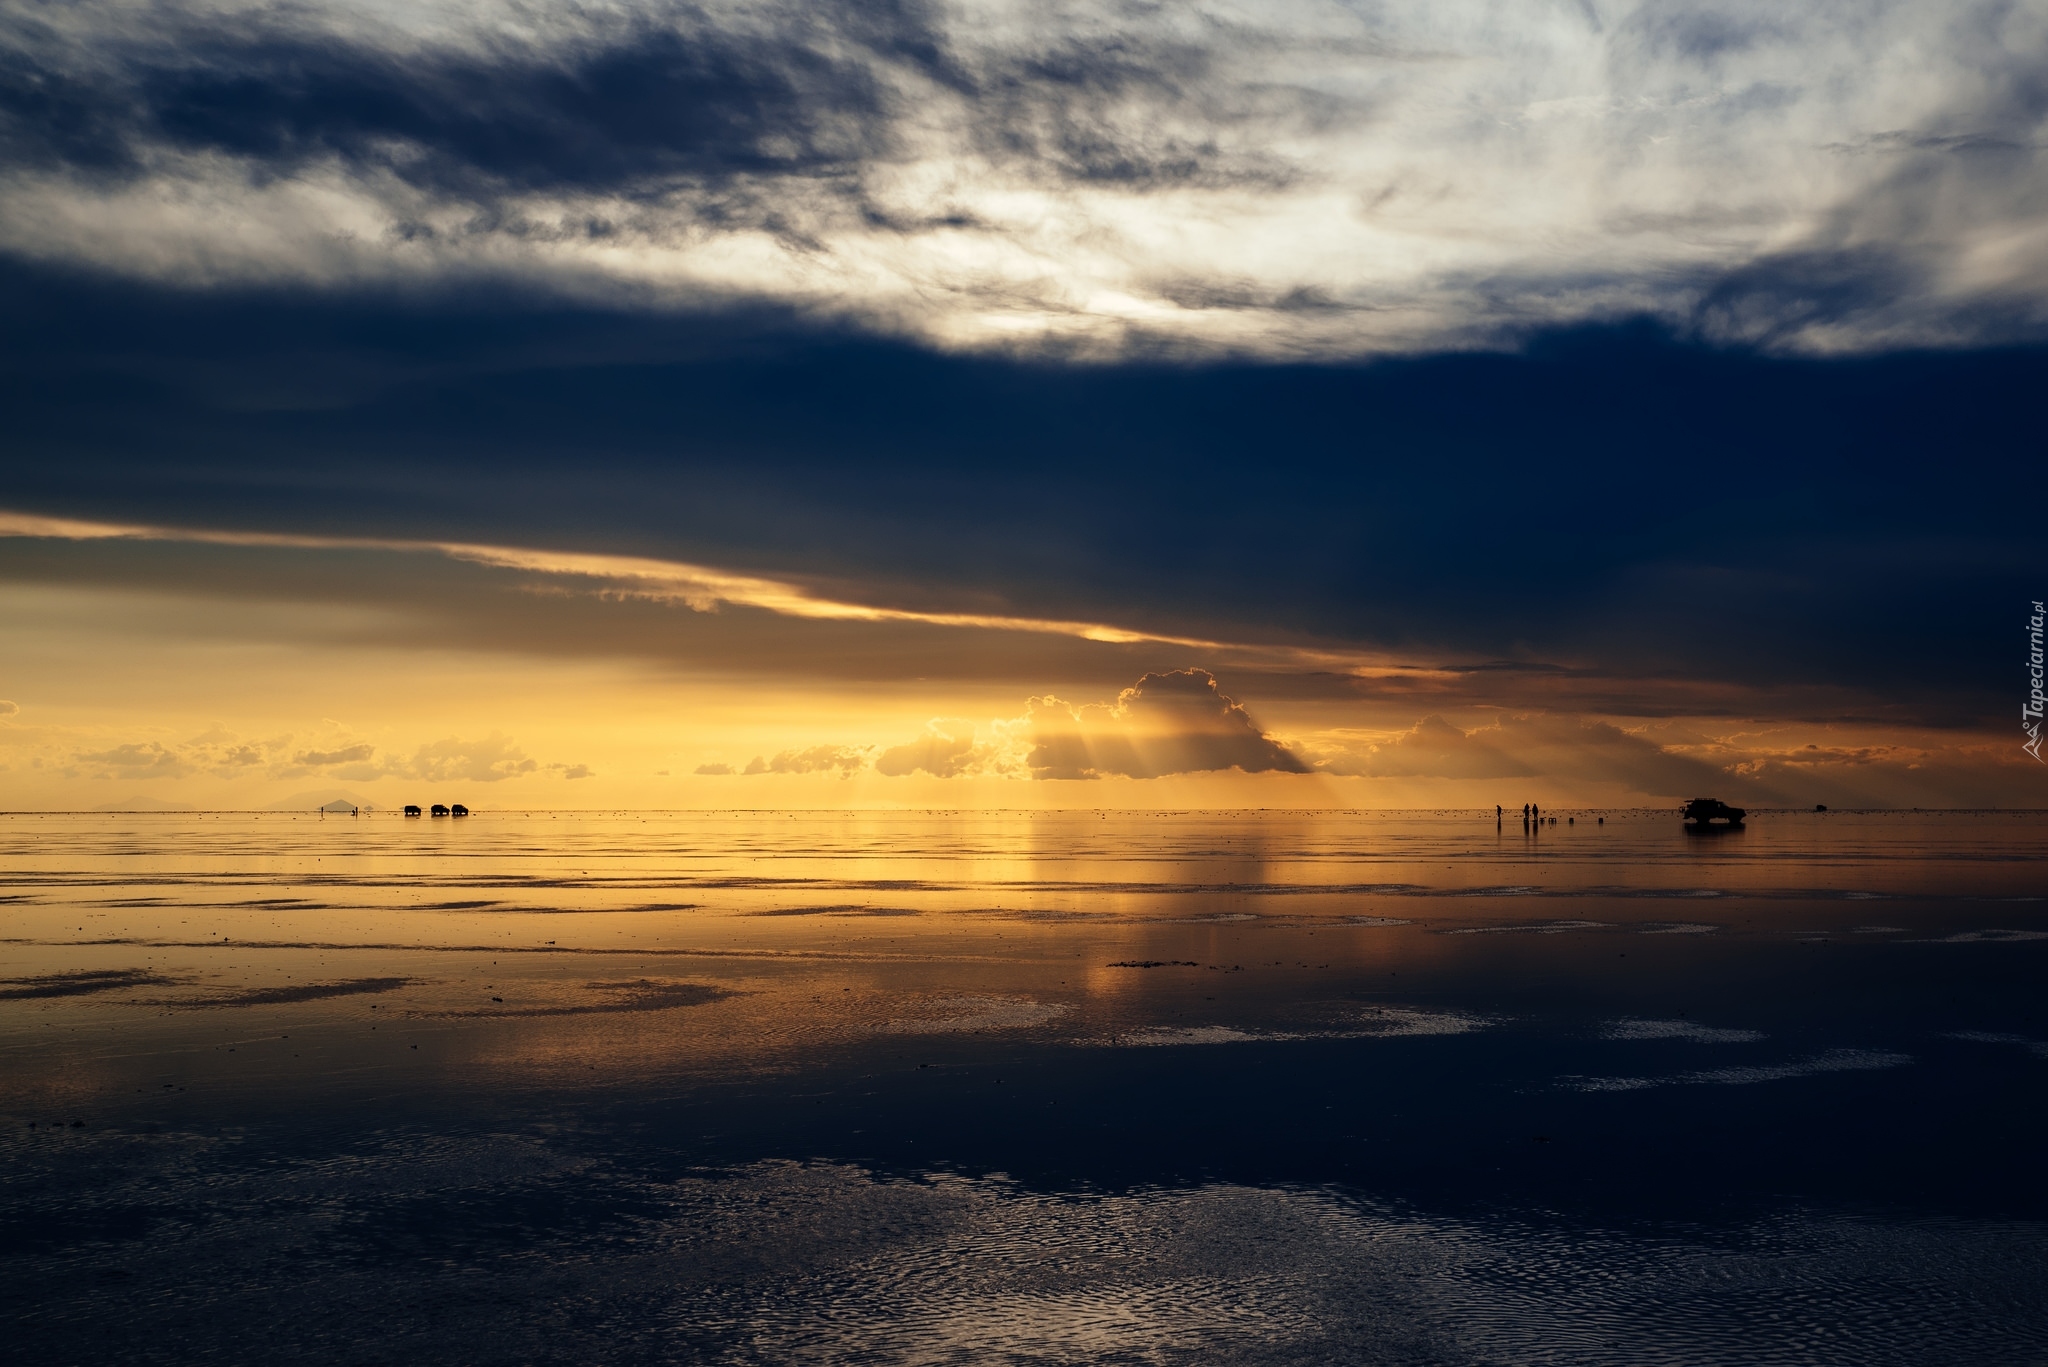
[{"x1": 2, "y1": 809, "x2": 2046, "y2": 1364}]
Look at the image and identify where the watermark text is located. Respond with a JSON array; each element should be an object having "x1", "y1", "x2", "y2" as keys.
[{"x1": 2027, "y1": 600, "x2": 2045, "y2": 761}]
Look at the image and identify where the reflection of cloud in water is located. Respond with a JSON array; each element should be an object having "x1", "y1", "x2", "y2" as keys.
[
  {"x1": 1603, "y1": 1018, "x2": 1765, "y2": 1044},
  {"x1": 880, "y1": 997, "x2": 1068, "y2": 1035},
  {"x1": 1116, "y1": 1007, "x2": 1485, "y2": 1048},
  {"x1": 1565, "y1": 1048, "x2": 1909, "y2": 1093},
  {"x1": 749, "y1": 905, "x2": 921, "y2": 918},
  {"x1": 1118, "y1": 1025, "x2": 1281, "y2": 1047},
  {"x1": 1347, "y1": 1006, "x2": 1488, "y2": 1038},
  {"x1": 1927, "y1": 930, "x2": 2048, "y2": 943},
  {"x1": 158, "y1": 977, "x2": 411, "y2": 1008},
  {"x1": 1946, "y1": 1031, "x2": 2048, "y2": 1059},
  {"x1": 436, "y1": 979, "x2": 734, "y2": 1018},
  {"x1": 0, "y1": 968, "x2": 175, "y2": 999},
  {"x1": 464, "y1": 902, "x2": 707, "y2": 915},
  {"x1": 1443, "y1": 918, "x2": 1723, "y2": 935},
  {"x1": 971, "y1": 908, "x2": 1119, "y2": 923}
]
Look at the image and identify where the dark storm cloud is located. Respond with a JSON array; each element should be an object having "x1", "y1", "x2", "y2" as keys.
[
  {"x1": 0, "y1": 0, "x2": 1303, "y2": 219},
  {"x1": 0, "y1": 268, "x2": 2039, "y2": 727},
  {"x1": 0, "y1": 5, "x2": 903, "y2": 192}
]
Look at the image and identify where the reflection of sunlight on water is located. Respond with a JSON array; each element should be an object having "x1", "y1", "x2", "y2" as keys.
[
  {"x1": 881, "y1": 996, "x2": 1069, "y2": 1034},
  {"x1": 709, "y1": 1167, "x2": 2048, "y2": 1367},
  {"x1": 761, "y1": 1279, "x2": 1304, "y2": 1364},
  {"x1": 7, "y1": 1134, "x2": 2047, "y2": 1364},
  {"x1": 3, "y1": 801, "x2": 2043, "y2": 1121},
  {"x1": 5, "y1": 812, "x2": 2048, "y2": 1363},
  {"x1": 1117, "y1": 1024, "x2": 1280, "y2": 1046},
  {"x1": 1112, "y1": 1006, "x2": 1486, "y2": 1048}
]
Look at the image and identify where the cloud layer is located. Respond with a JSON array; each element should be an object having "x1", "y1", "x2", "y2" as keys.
[
  {"x1": 3, "y1": 0, "x2": 2045, "y2": 354},
  {"x1": 711, "y1": 669, "x2": 1306, "y2": 781},
  {"x1": 57, "y1": 726, "x2": 572, "y2": 785},
  {"x1": 1305, "y1": 713, "x2": 1720, "y2": 791}
]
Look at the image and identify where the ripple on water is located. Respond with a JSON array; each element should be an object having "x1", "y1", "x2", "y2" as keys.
[
  {"x1": 879, "y1": 997, "x2": 1069, "y2": 1034},
  {"x1": 1110, "y1": 1007, "x2": 1486, "y2": 1049},
  {"x1": 1563, "y1": 1048, "x2": 1910, "y2": 1093},
  {"x1": 726, "y1": 1176, "x2": 2048, "y2": 1364},
  {"x1": 1602, "y1": 1018, "x2": 1766, "y2": 1044},
  {"x1": 6, "y1": 1136, "x2": 2048, "y2": 1364},
  {"x1": 1928, "y1": 929, "x2": 2048, "y2": 943},
  {"x1": 1945, "y1": 1031, "x2": 2048, "y2": 1059}
]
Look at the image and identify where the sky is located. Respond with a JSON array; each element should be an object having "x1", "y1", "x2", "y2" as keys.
[{"x1": 0, "y1": 0, "x2": 2043, "y2": 809}]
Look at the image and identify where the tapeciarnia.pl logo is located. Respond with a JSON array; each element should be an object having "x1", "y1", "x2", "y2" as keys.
[{"x1": 2028, "y1": 600, "x2": 2046, "y2": 762}]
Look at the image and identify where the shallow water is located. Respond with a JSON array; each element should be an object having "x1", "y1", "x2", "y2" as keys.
[{"x1": 4, "y1": 809, "x2": 2046, "y2": 1363}]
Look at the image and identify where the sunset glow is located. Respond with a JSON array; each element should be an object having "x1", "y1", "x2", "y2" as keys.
[{"x1": 3, "y1": 5, "x2": 2044, "y2": 1362}]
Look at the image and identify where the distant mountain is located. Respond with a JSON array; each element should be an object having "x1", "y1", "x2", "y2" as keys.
[{"x1": 270, "y1": 789, "x2": 378, "y2": 812}]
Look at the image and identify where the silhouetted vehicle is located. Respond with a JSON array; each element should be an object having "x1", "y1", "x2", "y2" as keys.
[
  {"x1": 1683, "y1": 798, "x2": 1745, "y2": 825},
  {"x1": 1815, "y1": 804, "x2": 1827, "y2": 812},
  {"x1": 404, "y1": 805, "x2": 422, "y2": 817},
  {"x1": 430, "y1": 804, "x2": 451, "y2": 817},
  {"x1": 451, "y1": 804, "x2": 470, "y2": 817}
]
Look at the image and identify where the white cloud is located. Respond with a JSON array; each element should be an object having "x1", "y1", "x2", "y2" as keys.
[
  {"x1": 875, "y1": 721, "x2": 1016, "y2": 778},
  {"x1": 745, "y1": 741, "x2": 872, "y2": 774},
  {"x1": 1, "y1": 0, "x2": 2040, "y2": 354},
  {"x1": 73, "y1": 741, "x2": 192, "y2": 779},
  {"x1": 407, "y1": 733, "x2": 540, "y2": 782},
  {"x1": 293, "y1": 743, "x2": 376, "y2": 767}
]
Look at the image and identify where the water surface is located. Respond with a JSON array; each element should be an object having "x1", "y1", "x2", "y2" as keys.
[{"x1": 4, "y1": 810, "x2": 2045, "y2": 1363}]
